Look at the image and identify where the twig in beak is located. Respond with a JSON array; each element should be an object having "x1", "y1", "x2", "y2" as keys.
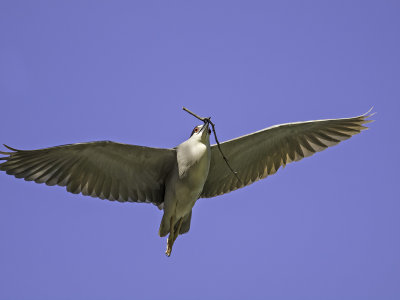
[
  {"x1": 182, "y1": 107, "x2": 242, "y2": 185},
  {"x1": 182, "y1": 107, "x2": 207, "y2": 122}
]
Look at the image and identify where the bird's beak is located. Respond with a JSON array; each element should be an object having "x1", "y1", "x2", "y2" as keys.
[{"x1": 200, "y1": 122, "x2": 209, "y2": 136}]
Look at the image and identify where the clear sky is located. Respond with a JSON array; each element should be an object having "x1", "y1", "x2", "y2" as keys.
[{"x1": 0, "y1": 1, "x2": 399, "y2": 299}]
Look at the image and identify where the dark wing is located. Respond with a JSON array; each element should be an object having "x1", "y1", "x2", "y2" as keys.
[
  {"x1": 0, "y1": 141, "x2": 176, "y2": 204},
  {"x1": 201, "y1": 110, "x2": 374, "y2": 198}
]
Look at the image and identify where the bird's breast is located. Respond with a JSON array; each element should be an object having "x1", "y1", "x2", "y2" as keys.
[{"x1": 176, "y1": 140, "x2": 211, "y2": 193}]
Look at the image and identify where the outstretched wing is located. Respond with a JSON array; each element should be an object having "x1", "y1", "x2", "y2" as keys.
[
  {"x1": 201, "y1": 110, "x2": 374, "y2": 198},
  {"x1": 0, "y1": 141, "x2": 176, "y2": 204}
]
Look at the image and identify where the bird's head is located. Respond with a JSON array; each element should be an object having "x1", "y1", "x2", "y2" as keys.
[{"x1": 190, "y1": 122, "x2": 211, "y2": 143}]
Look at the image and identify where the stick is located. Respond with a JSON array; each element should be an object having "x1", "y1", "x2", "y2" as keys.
[
  {"x1": 182, "y1": 107, "x2": 242, "y2": 185},
  {"x1": 182, "y1": 107, "x2": 207, "y2": 122}
]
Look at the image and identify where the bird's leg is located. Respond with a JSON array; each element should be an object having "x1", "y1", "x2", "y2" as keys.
[
  {"x1": 165, "y1": 217, "x2": 184, "y2": 257},
  {"x1": 166, "y1": 216, "x2": 176, "y2": 257}
]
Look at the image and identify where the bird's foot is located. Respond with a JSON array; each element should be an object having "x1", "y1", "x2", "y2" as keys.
[
  {"x1": 164, "y1": 217, "x2": 183, "y2": 257},
  {"x1": 165, "y1": 246, "x2": 172, "y2": 257},
  {"x1": 165, "y1": 237, "x2": 173, "y2": 257}
]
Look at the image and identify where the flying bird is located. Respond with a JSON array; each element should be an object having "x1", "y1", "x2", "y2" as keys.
[{"x1": 0, "y1": 109, "x2": 373, "y2": 256}]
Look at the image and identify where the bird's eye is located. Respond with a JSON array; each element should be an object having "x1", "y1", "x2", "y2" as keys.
[{"x1": 194, "y1": 127, "x2": 199, "y2": 133}]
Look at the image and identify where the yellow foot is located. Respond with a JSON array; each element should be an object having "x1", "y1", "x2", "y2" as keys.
[
  {"x1": 165, "y1": 237, "x2": 173, "y2": 257},
  {"x1": 165, "y1": 245, "x2": 172, "y2": 257},
  {"x1": 164, "y1": 217, "x2": 183, "y2": 257}
]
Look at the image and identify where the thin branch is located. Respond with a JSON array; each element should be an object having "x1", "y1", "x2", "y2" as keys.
[
  {"x1": 182, "y1": 107, "x2": 207, "y2": 122},
  {"x1": 182, "y1": 107, "x2": 242, "y2": 185}
]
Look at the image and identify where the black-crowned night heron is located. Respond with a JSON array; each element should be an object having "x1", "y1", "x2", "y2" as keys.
[{"x1": 0, "y1": 110, "x2": 373, "y2": 256}]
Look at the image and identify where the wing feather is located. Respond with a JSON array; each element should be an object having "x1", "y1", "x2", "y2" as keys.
[
  {"x1": 0, "y1": 141, "x2": 176, "y2": 205},
  {"x1": 201, "y1": 110, "x2": 373, "y2": 198}
]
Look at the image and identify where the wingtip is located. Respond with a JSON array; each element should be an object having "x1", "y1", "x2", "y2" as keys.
[
  {"x1": 0, "y1": 144, "x2": 21, "y2": 155},
  {"x1": 360, "y1": 107, "x2": 376, "y2": 126},
  {"x1": 362, "y1": 106, "x2": 376, "y2": 118},
  {"x1": 3, "y1": 144, "x2": 19, "y2": 151}
]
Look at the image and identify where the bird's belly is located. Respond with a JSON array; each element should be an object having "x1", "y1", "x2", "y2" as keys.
[{"x1": 175, "y1": 161, "x2": 209, "y2": 217}]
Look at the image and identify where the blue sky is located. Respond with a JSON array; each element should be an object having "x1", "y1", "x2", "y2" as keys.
[{"x1": 0, "y1": 1, "x2": 399, "y2": 299}]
